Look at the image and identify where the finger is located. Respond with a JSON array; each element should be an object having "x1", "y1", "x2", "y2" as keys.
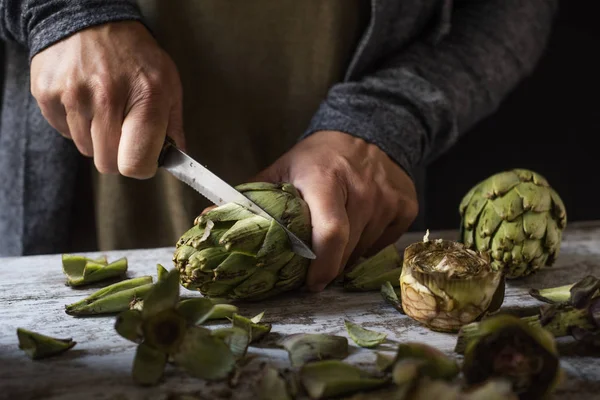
[
  {"x1": 38, "y1": 100, "x2": 71, "y2": 138},
  {"x1": 367, "y1": 218, "x2": 412, "y2": 257},
  {"x1": 300, "y1": 180, "x2": 349, "y2": 291},
  {"x1": 66, "y1": 111, "x2": 93, "y2": 157},
  {"x1": 339, "y1": 195, "x2": 370, "y2": 274},
  {"x1": 91, "y1": 102, "x2": 124, "y2": 174},
  {"x1": 347, "y1": 219, "x2": 388, "y2": 266},
  {"x1": 119, "y1": 97, "x2": 170, "y2": 179}
]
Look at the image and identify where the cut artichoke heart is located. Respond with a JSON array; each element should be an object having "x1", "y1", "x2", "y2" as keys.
[{"x1": 400, "y1": 237, "x2": 503, "y2": 332}]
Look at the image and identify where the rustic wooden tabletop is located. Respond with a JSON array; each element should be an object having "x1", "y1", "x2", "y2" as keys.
[{"x1": 2, "y1": 222, "x2": 600, "y2": 400}]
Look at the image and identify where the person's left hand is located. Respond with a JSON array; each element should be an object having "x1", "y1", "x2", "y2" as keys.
[{"x1": 253, "y1": 130, "x2": 419, "y2": 292}]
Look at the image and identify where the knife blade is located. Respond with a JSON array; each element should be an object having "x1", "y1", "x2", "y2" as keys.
[{"x1": 158, "y1": 137, "x2": 316, "y2": 260}]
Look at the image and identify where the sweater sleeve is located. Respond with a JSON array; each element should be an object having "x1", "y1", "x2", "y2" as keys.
[
  {"x1": 303, "y1": 0, "x2": 559, "y2": 179},
  {"x1": 0, "y1": 0, "x2": 144, "y2": 60}
]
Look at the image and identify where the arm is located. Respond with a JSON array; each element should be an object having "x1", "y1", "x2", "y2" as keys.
[
  {"x1": 305, "y1": 0, "x2": 559, "y2": 178},
  {"x1": 258, "y1": 0, "x2": 558, "y2": 291},
  {"x1": 0, "y1": 0, "x2": 144, "y2": 59}
]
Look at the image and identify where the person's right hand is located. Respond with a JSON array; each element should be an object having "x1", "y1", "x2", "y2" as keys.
[{"x1": 30, "y1": 21, "x2": 185, "y2": 179}]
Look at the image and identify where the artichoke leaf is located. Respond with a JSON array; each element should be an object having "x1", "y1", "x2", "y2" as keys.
[
  {"x1": 65, "y1": 276, "x2": 152, "y2": 313},
  {"x1": 132, "y1": 343, "x2": 167, "y2": 386},
  {"x1": 279, "y1": 333, "x2": 349, "y2": 367},
  {"x1": 231, "y1": 312, "x2": 271, "y2": 343},
  {"x1": 172, "y1": 326, "x2": 236, "y2": 381},
  {"x1": 115, "y1": 309, "x2": 144, "y2": 343},
  {"x1": 66, "y1": 283, "x2": 153, "y2": 316},
  {"x1": 141, "y1": 269, "x2": 181, "y2": 319},
  {"x1": 300, "y1": 360, "x2": 388, "y2": 399},
  {"x1": 17, "y1": 328, "x2": 76, "y2": 360},
  {"x1": 259, "y1": 366, "x2": 292, "y2": 400},
  {"x1": 211, "y1": 327, "x2": 251, "y2": 359},
  {"x1": 344, "y1": 320, "x2": 387, "y2": 348},
  {"x1": 381, "y1": 281, "x2": 404, "y2": 313}
]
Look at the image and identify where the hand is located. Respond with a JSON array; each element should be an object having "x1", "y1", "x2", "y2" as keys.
[
  {"x1": 30, "y1": 21, "x2": 185, "y2": 178},
  {"x1": 254, "y1": 130, "x2": 419, "y2": 291}
]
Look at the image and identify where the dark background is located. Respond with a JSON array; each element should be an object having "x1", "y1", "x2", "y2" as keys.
[{"x1": 421, "y1": 1, "x2": 600, "y2": 230}]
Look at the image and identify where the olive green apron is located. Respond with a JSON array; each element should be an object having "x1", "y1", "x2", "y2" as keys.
[{"x1": 89, "y1": 0, "x2": 369, "y2": 251}]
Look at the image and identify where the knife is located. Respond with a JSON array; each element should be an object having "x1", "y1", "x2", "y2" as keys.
[{"x1": 157, "y1": 137, "x2": 316, "y2": 260}]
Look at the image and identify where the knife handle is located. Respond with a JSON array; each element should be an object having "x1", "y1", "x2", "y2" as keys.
[{"x1": 158, "y1": 136, "x2": 177, "y2": 167}]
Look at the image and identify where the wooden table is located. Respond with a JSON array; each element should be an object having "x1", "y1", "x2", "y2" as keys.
[{"x1": 2, "y1": 222, "x2": 600, "y2": 400}]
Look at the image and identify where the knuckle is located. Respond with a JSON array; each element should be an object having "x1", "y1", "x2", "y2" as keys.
[
  {"x1": 92, "y1": 83, "x2": 119, "y2": 109},
  {"x1": 136, "y1": 71, "x2": 165, "y2": 102},
  {"x1": 62, "y1": 84, "x2": 88, "y2": 109},
  {"x1": 317, "y1": 217, "x2": 350, "y2": 247}
]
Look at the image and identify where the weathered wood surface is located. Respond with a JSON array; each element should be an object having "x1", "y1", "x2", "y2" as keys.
[{"x1": 2, "y1": 222, "x2": 600, "y2": 400}]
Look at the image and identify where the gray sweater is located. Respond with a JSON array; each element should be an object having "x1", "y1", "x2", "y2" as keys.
[{"x1": 0, "y1": 0, "x2": 558, "y2": 256}]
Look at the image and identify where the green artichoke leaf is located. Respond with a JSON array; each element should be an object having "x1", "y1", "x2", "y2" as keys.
[
  {"x1": 17, "y1": 328, "x2": 76, "y2": 360},
  {"x1": 232, "y1": 269, "x2": 278, "y2": 299},
  {"x1": 380, "y1": 281, "x2": 404, "y2": 313},
  {"x1": 66, "y1": 283, "x2": 153, "y2": 316},
  {"x1": 392, "y1": 342, "x2": 459, "y2": 380},
  {"x1": 213, "y1": 253, "x2": 257, "y2": 284},
  {"x1": 172, "y1": 326, "x2": 236, "y2": 381},
  {"x1": 279, "y1": 333, "x2": 349, "y2": 367},
  {"x1": 157, "y1": 264, "x2": 169, "y2": 281},
  {"x1": 300, "y1": 360, "x2": 389, "y2": 399},
  {"x1": 259, "y1": 366, "x2": 293, "y2": 400},
  {"x1": 142, "y1": 269, "x2": 181, "y2": 319},
  {"x1": 64, "y1": 257, "x2": 128, "y2": 287},
  {"x1": 115, "y1": 309, "x2": 144, "y2": 343},
  {"x1": 132, "y1": 342, "x2": 168, "y2": 386},
  {"x1": 231, "y1": 312, "x2": 271, "y2": 343},
  {"x1": 219, "y1": 215, "x2": 270, "y2": 254},
  {"x1": 175, "y1": 298, "x2": 214, "y2": 324},
  {"x1": 212, "y1": 327, "x2": 251, "y2": 359},
  {"x1": 344, "y1": 320, "x2": 387, "y2": 348},
  {"x1": 65, "y1": 276, "x2": 152, "y2": 313}
]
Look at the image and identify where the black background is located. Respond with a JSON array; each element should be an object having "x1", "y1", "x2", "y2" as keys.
[{"x1": 422, "y1": 1, "x2": 600, "y2": 230}]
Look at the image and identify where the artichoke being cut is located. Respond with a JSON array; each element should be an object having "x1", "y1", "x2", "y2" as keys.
[
  {"x1": 459, "y1": 169, "x2": 567, "y2": 279},
  {"x1": 174, "y1": 182, "x2": 312, "y2": 300},
  {"x1": 400, "y1": 232, "x2": 504, "y2": 332}
]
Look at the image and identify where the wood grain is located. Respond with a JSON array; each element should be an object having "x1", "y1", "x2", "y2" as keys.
[{"x1": 2, "y1": 222, "x2": 600, "y2": 400}]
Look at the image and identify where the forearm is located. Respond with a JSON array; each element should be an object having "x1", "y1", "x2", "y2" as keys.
[
  {"x1": 304, "y1": 0, "x2": 559, "y2": 178},
  {"x1": 0, "y1": 0, "x2": 144, "y2": 59}
]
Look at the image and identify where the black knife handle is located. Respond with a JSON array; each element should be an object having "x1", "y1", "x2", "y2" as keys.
[{"x1": 158, "y1": 136, "x2": 177, "y2": 167}]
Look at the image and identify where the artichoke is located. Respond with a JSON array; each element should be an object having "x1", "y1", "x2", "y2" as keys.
[
  {"x1": 173, "y1": 182, "x2": 312, "y2": 300},
  {"x1": 400, "y1": 232, "x2": 504, "y2": 332},
  {"x1": 462, "y1": 314, "x2": 562, "y2": 399},
  {"x1": 459, "y1": 169, "x2": 567, "y2": 279}
]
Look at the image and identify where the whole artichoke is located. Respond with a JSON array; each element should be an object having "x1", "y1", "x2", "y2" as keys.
[
  {"x1": 173, "y1": 182, "x2": 312, "y2": 301},
  {"x1": 400, "y1": 233, "x2": 503, "y2": 332},
  {"x1": 459, "y1": 169, "x2": 567, "y2": 279}
]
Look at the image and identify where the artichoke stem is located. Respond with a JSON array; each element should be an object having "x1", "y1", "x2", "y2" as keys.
[
  {"x1": 540, "y1": 307, "x2": 595, "y2": 337},
  {"x1": 529, "y1": 284, "x2": 573, "y2": 304}
]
